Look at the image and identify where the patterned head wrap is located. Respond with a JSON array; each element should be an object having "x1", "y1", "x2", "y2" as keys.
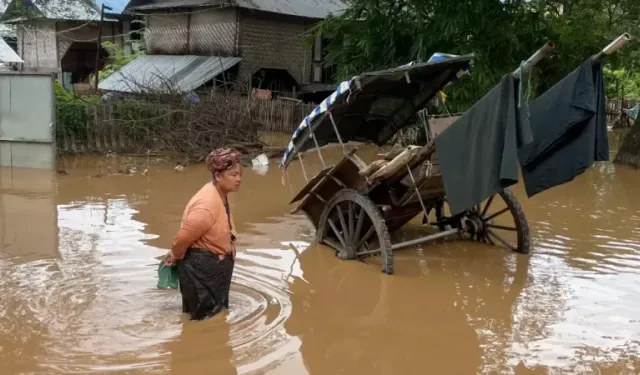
[{"x1": 205, "y1": 148, "x2": 243, "y2": 175}]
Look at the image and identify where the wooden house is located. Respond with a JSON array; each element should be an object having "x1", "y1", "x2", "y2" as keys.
[
  {"x1": 0, "y1": 0, "x2": 139, "y2": 85},
  {"x1": 105, "y1": 0, "x2": 345, "y2": 97}
]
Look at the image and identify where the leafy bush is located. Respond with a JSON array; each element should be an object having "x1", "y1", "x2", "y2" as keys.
[
  {"x1": 55, "y1": 81, "x2": 99, "y2": 140},
  {"x1": 57, "y1": 41, "x2": 143, "y2": 139},
  {"x1": 99, "y1": 40, "x2": 142, "y2": 82},
  {"x1": 605, "y1": 66, "x2": 640, "y2": 99}
]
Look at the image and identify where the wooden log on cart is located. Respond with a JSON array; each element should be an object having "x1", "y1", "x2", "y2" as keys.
[
  {"x1": 359, "y1": 159, "x2": 387, "y2": 176},
  {"x1": 379, "y1": 140, "x2": 438, "y2": 185},
  {"x1": 378, "y1": 143, "x2": 405, "y2": 160},
  {"x1": 367, "y1": 146, "x2": 421, "y2": 181}
]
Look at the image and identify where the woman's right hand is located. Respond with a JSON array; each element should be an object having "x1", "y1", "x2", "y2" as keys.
[{"x1": 164, "y1": 252, "x2": 177, "y2": 267}]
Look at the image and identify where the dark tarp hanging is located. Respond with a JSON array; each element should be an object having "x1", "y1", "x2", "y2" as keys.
[
  {"x1": 435, "y1": 73, "x2": 533, "y2": 215},
  {"x1": 517, "y1": 59, "x2": 608, "y2": 197}
]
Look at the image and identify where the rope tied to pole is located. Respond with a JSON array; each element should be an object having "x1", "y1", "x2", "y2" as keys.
[{"x1": 517, "y1": 60, "x2": 534, "y2": 121}]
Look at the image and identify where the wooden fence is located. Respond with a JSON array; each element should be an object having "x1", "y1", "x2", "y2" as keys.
[
  {"x1": 56, "y1": 95, "x2": 636, "y2": 154},
  {"x1": 607, "y1": 98, "x2": 639, "y2": 125},
  {"x1": 56, "y1": 95, "x2": 315, "y2": 154},
  {"x1": 249, "y1": 98, "x2": 315, "y2": 133}
]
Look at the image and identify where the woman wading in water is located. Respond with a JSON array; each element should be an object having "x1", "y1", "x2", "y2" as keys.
[{"x1": 164, "y1": 148, "x2": 242, "y2": 320}]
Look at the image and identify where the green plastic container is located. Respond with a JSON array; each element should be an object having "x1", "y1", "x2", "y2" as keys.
[{"x1": 157, "y1": 262, "x2": 179, "y2": 289}]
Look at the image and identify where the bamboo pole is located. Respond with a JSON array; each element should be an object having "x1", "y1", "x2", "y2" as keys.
[
  {"x1": 512, "y1": 41, "x2": 555, "y2": 78},
  {"x1": 592, "y1": 33, "x2": 631, "y2": 63}
]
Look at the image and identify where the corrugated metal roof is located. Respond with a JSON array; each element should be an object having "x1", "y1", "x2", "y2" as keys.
[
  {"x1": 0, "y1": 38, "x2": 22, "y2": 63},
  {"x1": 126, "y1": 0, "x2": 346, "y2": 19},
  {"x1": 33, "y1": 0, "x2": 102, "y2": 20},
  {"x1": 0, "y1": 24, "x2": 17, "y2": 38},
  {"x1": 98, "y1": 54, "x2": 242, "y2": 93},
  {"x1": 126, "y1": 0, "x2": 213, "y2": 10},
  {"x1": 0, "y1": 0, "x2": 121, "y2": 22},
  {"x1": 235, "y1": 0, "x2": 345, "y2": 18},
  {"x1": 0, "y1": 1, "x2": 15, "y2": 37}
]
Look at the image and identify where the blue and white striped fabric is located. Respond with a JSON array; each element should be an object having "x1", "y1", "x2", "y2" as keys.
[
  {"x1": 279, "y1": 53, "x2": 470, "y2": 168},
  {"x1": 428, "y1": 53, "x2": 458, "y2": 63},
  {"x1": 280, "y1": 79, "x2": 353, "y2": 167}
]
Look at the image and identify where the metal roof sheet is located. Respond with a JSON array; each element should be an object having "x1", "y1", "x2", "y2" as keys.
[
  {"x1": 0, "y1": 38, "x2": 22, "y2": 63},
  {"x1": 32, "y1": 0, "x2": 102, "y2": 20},
  {"x1": 0, "y1": 24, "x2": 17, "y2": 38},
  {"x1": 0, "y1": 0, "x2": 121, "y2": 22},
  {"x1": 126, "y1": 0, "x2": 346, "y2": 18},
  {"x1": 98, "y1": 54, "x2": 242, "y2": 93},
  {"x1": 125, "y1": 0, "x2": 213, "y2": 10},
  {"x1": 234, "y1": 0, "x2": 345, "y2": 18}
]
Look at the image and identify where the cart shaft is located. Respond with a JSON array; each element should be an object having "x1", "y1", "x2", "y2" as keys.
[{"x1": 391, "y1": 228, "x2": 459, "y2": 251}]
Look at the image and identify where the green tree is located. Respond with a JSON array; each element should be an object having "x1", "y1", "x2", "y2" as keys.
[
  {"x1": 604, "y1": 66, "x2": 640, "y2": 99},
  {"x1": 99, "y1": 40, "x2": 143, "y2": 82},
  {"x1": 537, "y1": 0, "x2": 639, "y2": 89},
  {"x1": 317, "y1": 0, "x2": 640, "y2": 111}
]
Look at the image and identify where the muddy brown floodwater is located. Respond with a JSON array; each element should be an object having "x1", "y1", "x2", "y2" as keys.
[{"x1": 1, "y1": 131, "x2": 640, "y2": 375}]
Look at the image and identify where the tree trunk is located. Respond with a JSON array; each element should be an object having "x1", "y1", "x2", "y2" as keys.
[{"x1": 613, "y1": 116, "x2": 640, "y2": 168}]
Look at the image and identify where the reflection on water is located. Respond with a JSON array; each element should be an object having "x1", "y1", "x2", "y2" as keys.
[
  {"x1": 0, "y1": 168, "x2": 58, "y2": 262},
  {"x1": 1, "y1": 131, "x2": 640, "y2": 374}
]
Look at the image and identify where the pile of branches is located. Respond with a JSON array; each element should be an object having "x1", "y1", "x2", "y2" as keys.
[
  {"x1": 77, "y1": 70, "x2": 309, "y2": 162},
  {"x1": 93, "y1": 92, "x2": 268, "y2": 162}
]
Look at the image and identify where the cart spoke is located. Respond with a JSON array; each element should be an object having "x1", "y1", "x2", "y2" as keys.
[
  {"x1": 484, "y1": 207, "x2": 509, "y2": 221},
  {"x1": 487, "y1": 228, "x2": 516, "y2": 251},
  {"x1": 323, "y1": 237, "x2": 343, "y2": 251},
  {"x1": 486, "y1": 224, "x2": 517, "y2": 231},
  {"x1": 336, "y1": 205, "x2": 350, "y2": 244},
  {"x1": 327, "y1": 218, "x2": 347, "y2": 247},
  {"x1": 481, "y1": 195, "x2": 495, "y2": 217},
  {"x1": 347, "y1": 202, "x2": 355, "y2": 245},
  {"x1": 484, "y1": 233, "x2": 496, "y2": 246},
  {"x1": 353, "y1": 206, "x2": 365, "y2": 245},
  {"x1": 356, "y1": 227, "x2": 375, "y2": 251}
]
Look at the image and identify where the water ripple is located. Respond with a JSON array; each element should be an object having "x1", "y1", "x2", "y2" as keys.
[
  {"x1": 4, "y1": 151, "x2": 640, "y2": 374},
  {"x1": 0, "y1": 198, "x2": 309, "y2": 374}
]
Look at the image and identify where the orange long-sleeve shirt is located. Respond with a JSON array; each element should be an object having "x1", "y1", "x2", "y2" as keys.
[{"x1": 171, "y1": 182, "x2": 237, "y2": 259}]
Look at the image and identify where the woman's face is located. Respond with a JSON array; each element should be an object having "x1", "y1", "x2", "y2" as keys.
[{"x1": 215, "y1": 163, "x2": 243, "y2": 193}]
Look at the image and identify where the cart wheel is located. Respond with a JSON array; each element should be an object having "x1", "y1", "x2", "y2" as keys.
[
  {"x1": 432, "y1": 188, "x2": 531, "y2": 254},
  {"x1": 316, "y1": 189, "x2": 394, "y2": 274}
]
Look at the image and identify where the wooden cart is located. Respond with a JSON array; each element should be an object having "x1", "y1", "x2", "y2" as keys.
[
  {"x1": 277, "y1": 50, "x2": 551, "y2": 275},
  {"x1": 279, "y1": 34, "x2": 628, "y2": 274},
  {"x1": 287, "y1": 132, "x2": 531, "y2": 275}
]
